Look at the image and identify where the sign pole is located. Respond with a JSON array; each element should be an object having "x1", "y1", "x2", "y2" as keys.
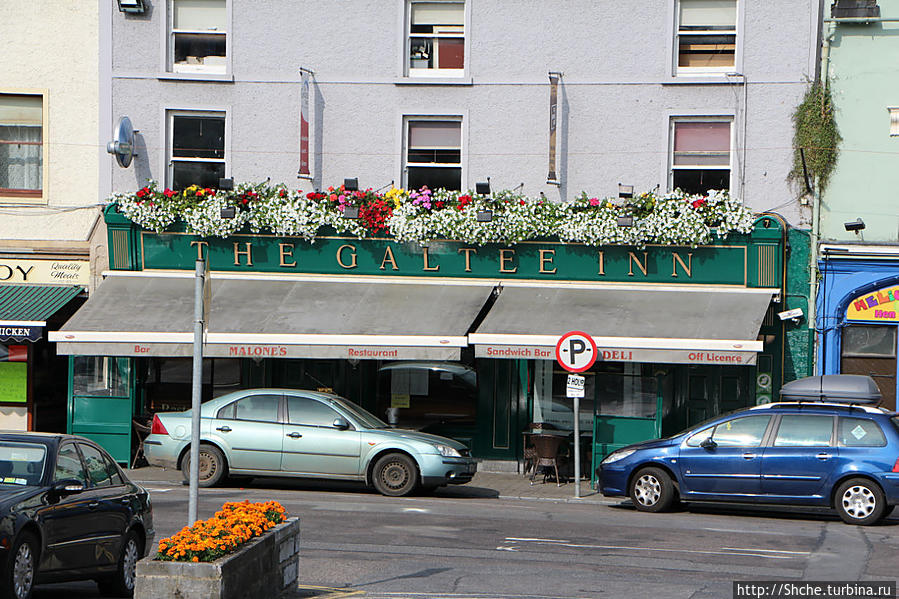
[
  {"x1": 573, "y1": 393, "x2": 581, "y2": 498},
  {"x1": 188, "y1": 258, "x2": 205, "y2": 525}
]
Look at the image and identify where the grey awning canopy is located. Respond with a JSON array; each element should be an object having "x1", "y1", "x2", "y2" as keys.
[
  {"x1": 50, "y1": 273, "x2": 496, "y2": 360},
  {"x1": 468, "y1": 283, "x2": 775, "y2": 365}
]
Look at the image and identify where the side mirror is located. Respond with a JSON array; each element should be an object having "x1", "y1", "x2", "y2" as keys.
[
  {"x1": 700, "y1": 437, "x2": 717, "y2": 450},
  {"x1": 332, "y1": 417, "x2": 350, "y2": 431},
  {"x1": 52, "y1": 479, "x2": 85, "y2": 496}
]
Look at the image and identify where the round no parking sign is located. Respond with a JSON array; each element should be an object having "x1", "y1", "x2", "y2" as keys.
[{"x1": 555, "y1": 331, "x2": 598, "y2": 373}]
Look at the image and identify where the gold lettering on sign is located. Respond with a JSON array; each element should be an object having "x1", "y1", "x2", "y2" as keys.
[
  {"x1": 422, "y1": 247, "x2": 440, "y2": 272},
  {"x1": 233, "y1": 242, "x2": 253, "y2": 266},
  {"x1": 279, "y1": 243, "x2": 296, "y2": 267},
  {"x1": 628, "y1": 251, "x2": 647, "y2": 277},
  {"x1": 597, "y1": 251, "x2": 605, "y2": 276},
  {"x1": 190, "y1": 240, "x2": 209, "y2": 260},
  {"x1": 499, "y1": 249, "x2": 517, "y2": 274},
  {"x1": 380, "y1": 247, "x2": 399, "y2": 271},
  {"x1": 336, "y1": 244, "x2": 358, "y2": 269},
  {"x1": 671, "y1": 252, "x2": 693, "y2": 278},
  {"x1": 458, "y1": 248, "x2": 477, "y2": 272},
  {"x1": 538, "y1": 249, "x2": 557, "y2": 274}
]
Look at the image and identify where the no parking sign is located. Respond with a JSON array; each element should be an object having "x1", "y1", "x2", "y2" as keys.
[{"x1": 555, "y1": 331, "x2": 598, "y2": 373}]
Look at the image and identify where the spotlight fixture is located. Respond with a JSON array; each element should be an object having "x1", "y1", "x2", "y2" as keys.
[
  {"x1": 218, "y1": 178, "x2": 234, "y2": 191},
  {"x1": 220, "y1": 206, "x2": 236, "y2": 219},
  {"x1": 476, "y1": 210, "x2": 493, "y2": 222},
  {"x1": 616, "y1": 215, "x2": 634, "y2": 228},
  {"x1": 116, "y1": 0, "x2": 145, "y2": 13},
  {"x1": 618, "y1": 184, "x2": 634, "y2": 199},
  {"x1": 844, "y1": 218, "x2": 865, "y2": 232},
  {"x1": 343, "y1": 178, "x2": 358, "y2": 192},
  {"x1": 342, "y1": 206, "x2": 360, "y2": 219},
  {"x1": 476, "y1": 177, "x2": 491, "y2": 195}
]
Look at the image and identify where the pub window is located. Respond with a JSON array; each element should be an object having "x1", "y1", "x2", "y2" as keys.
[
  {"x1": 676, "y1": 0, "x2": 737, "y2": 74},
  {"x1": 404, "y1": 118, "x2": 462, "y2": 191},
  {"x1": 73, "y1": 357, "x2": 130, "y2": 398},
  {"x1": 670, "y1": 118, "x2": 732, "y2": 194},
  {"x1": 840, "y1": 324, "x2": 897, "y2": 412},
  {"x1": 407, "y1": 1, "x2": 465, "y2": 77},
  {"x1": 167, "y1": 110, "x2": 226, "y2": 190},
  {"x1": 169, "y1": 0, "x2": 228, "y2": 74},
  {"x1": 143, "y1": 358, "x2": 241, "y2": 412},
  {"x1": 0, "y1": 93, "x2": 44, "y2": 201}
]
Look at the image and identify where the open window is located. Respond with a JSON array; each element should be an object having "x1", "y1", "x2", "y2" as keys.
[
  {"x1": 407, "y1": 1, "x2": 465, "y2": 77},
  {"x1": 676, "y1": 0, "x2": 737, "y2": 74},
  {"x1": 169, "y1": 0, "x2": 228, "y2": 74},
  {"x1": 167, "y1": 110, "x2": 226, "y2": 190}
]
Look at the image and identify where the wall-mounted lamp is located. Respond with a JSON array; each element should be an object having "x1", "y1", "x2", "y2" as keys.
[
  {"x1": 476, "y1": 177, "x2": 491, "y2": 195},
  {"x1": 844, "y1": 218, "x2": 865, "y2": 232},
  {"x1": 116, "y1": 0, "x2": 145, "y2": 13},
  {"x1": 218, "y1": 178, "x2": 234, "y2": 191},
  {"x1": 343, "y1": 177, "x2": 358, "y2": 192},
  {"x1": 618, "y1": 184, "x2": 634, "y2": 199}
]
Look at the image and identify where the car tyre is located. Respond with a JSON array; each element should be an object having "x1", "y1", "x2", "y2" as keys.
[
  {"x1": 97, "y1": 530, "x2": 142, "y2": 597},
  {"x1": 629, "y1": 466, "x2": 676, "y2": 513},
  {"x1": 3, "y1": 531, "x2": 38, "y2": 599},
  {"x1": 180, "y1": 444, "x2": 227, "y2": 488},
  {"x1": 834, "y1": 478, "x2": 886, "y2": 526},
  {"x1": 372, "y1": 453, "x2": 419, "y2": 497}
]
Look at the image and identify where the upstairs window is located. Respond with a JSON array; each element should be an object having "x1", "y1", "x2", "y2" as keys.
[
  {"x1": 670, "y1": 119, "x2": 732, "y2": 194},
  {"x1": 0, "y1": 94, "x2": 43, "y2": 200},
  {"x1": 405, "y1": 118, "x2": 462, "y2": 191},
  {"x1": 408, "y1": 1, "x2": 465, "y2": 77},
  {"x1": 677, "y1": 0, "x2": 736, "y2": 73},
  {"x1": 170, "y1": 0, "x2": 227, "y2": 74},
  {"x1": 168, "y1": 111, "x2": 226, "y2": 190}
]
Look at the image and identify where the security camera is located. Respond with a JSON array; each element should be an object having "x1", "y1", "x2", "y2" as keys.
[
  {"x1": 778, "y1": 308, "x2": 803, "y2": 322},
  {"x1": 844, "y1": 218, "x2": 865, "y2": 232}
]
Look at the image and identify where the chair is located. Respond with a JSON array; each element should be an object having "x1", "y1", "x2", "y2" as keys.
[
  {"x1": 131, "y1": 418, "x2": 152, "y2": 469},
  {"x1": 529, "y1": 433, "x2": 567, "y2": 487},
  {"x1": 522, "y1": 422, "x2": 557, "y2": 477}
]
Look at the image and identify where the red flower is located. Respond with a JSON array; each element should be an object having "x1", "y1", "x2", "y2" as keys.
[
  {"x1": 163, "y1": 188, "x2": 176, "y2": 198},
  {"x1": 519, "y1": 199, "x2": 526, "y2": 206},
  {"x1": 691, "y1": 198, "x2": 707, "y2": 209},
  {"x1": 306, "y1": 192, "x2": 316, "y2": 199},
  {"x1": 457, "y1": 195, "x2": 472, "y2": 211},
  {"x1": 329, "y1": 194, "x2": 337, "y2": 202},
  {"x1": 279, "y1": 189, "x2": 287, "y2": 197},
  {"x1": 136, "y1": 188, "x2": 149, "y2": 198},
  {"x1": 435, "y1": 200, "x2": 445, "y2": 209}
]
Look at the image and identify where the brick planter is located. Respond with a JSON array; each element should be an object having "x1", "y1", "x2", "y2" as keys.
[{"x1": 135, "y1": 517, "x2": 299, "y2": 599}]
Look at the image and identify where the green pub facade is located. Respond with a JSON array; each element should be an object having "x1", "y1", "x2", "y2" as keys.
[{"x1": 52, "y1": 207, "x2": 795, "y2": 471}]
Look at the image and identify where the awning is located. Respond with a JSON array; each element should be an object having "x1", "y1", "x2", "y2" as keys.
[
  {"x1": 0, "y1": 285, "x2": 84, "y2": 342},
  {"x1": 50, "y1": 272, "x2": 496, "y2": 360},
  {"x1": 468, "y1": 282, "x2": 775, "y2": 366}
]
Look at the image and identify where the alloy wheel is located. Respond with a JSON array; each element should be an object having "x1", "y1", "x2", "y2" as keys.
[
  {"x1": 123, "y1": 538, "x2": 139, "y2": 590},
  {"x1": 12, "y1": 541, "x2": 33, "y2": 599},
  {"x1": 634, "y1": 473, "x2": 662, "y2": 507},
  {"x1": 841, "y1": 484, "x2": 876, "y2": 519}
]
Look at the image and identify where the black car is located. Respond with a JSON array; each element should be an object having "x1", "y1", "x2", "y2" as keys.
[{"x1": 0, "y1": 433, "x2": 153, "y2": 599}]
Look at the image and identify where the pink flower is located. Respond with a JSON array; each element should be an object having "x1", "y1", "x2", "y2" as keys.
[{"x1": 589, "y1": 197, "x2": 600, "y2": 206}]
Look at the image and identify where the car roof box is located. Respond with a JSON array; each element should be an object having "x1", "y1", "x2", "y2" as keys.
[{"x1": 780, "y1": 374, "x2": 882, "y2": 404}]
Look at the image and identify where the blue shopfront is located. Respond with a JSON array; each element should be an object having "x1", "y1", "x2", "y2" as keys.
[{"x1": 817, "y1": 245, "x2": 899, "y2": 412}]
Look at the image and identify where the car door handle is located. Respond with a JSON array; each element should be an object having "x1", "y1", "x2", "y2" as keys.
[
  {"x1": 816, "y1": 453, "x2": 832, "y2": 460},
  {"x1": 88, "y1": 501, "x2": 100, "y2": 509},
  {"x1": 742, "y1": 452, "x2": 756, "y2": 460},
  {"x1": 216, "y1": 426, "x2": 232, "y2": 432},
  {"x1": 286, "y1": 432, "x2": 302, "y2": 439}
]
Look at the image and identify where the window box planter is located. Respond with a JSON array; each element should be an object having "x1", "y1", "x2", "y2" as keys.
[{"x1": 135, "y1": 517, "x2": 299, "y2": 599}]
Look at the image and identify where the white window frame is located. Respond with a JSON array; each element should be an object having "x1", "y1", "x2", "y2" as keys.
[
  {"x1": 404, "y1": 0, "x2": 469, "y2": 79},
  {"x1": 0, "y1": 89, "x2": 49, "y2": 204},
  {"x1": 401, "y1": 115, "x2": 464, "y2": 191},
  {"x1": 165, "y1": 108, "x2": 229, "y2": 189},
  {"x1": 673, "y1": 0, "x2": 741, "y2": 77},
  {"x1": 668, "y1": 116, "x2": 734, "y2": 194},
  {"x1": 889, "y1": 107, "x2": 899, "y2": 136},
  {"x1": 162, "y1": 0, "x2": 232, "y2": 78}
]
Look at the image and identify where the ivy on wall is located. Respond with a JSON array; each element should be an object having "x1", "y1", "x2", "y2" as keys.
[{"x1": 790, "y1": 80, "x2": 842, "y2": 195}]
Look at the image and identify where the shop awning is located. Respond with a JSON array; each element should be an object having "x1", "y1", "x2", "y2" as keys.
[
  {"x1": 0, "y1": 285, "x2": 84, "y2": 342},
  {"x1": 50, "y1": 272, "x2": 496, "y2": 360},
  {"x1": 468, "y1": 282, "x2": 775, "y2": 366}
]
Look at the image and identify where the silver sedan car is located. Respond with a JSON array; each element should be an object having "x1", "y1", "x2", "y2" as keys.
[{"x1": 143, "y1": 388, "x2": 476, "y2": 496}]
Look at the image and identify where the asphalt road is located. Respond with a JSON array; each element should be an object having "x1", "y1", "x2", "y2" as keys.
[{"x1": 33, "y1": 476, "x2": 899, "y2": 599}]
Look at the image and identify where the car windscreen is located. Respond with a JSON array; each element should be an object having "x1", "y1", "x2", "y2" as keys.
[
  {"x1": 0, "y1": 442, "x2": 46, "y2": 486},
  {"x1": 331, "y1": 397, "x2": 390, "y2": 429}
]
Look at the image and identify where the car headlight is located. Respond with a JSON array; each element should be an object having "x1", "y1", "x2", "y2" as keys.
[
  {"x1": 601, "y1": 448, "x2": 635, "y2": 465},
  {"x1": 434, "y1": 444, "x2": 461, "y2": 458}
]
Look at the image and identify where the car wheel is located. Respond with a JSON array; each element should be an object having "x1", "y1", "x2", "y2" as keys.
[
  {"x1": 180, "y1": 444, "x2": 227, "y2": 488},
  {"x1": 629, "y1": 467, "x2": 676, "y2": 513},
  {"x1": 97, "y1": 530, "x2": 142, "y2": 597},
  {"x1": 3, "y1": 531, "x2": 38, "y2": 599},
  {"x1": 834, "y1": 478, "x2": 886, "y2": 525},
  {"x1": 372, "y1": 453, "x2": 419, "y2": 497}
]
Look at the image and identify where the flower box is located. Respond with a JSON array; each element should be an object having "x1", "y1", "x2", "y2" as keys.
[{"x1": 134, "y1": 517, "x2": 300, "y2": 599}]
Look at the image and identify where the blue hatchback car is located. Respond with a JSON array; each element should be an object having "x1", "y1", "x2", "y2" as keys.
[{"x1": 599, "y1": 375, "x2": 899, "y2": 525}]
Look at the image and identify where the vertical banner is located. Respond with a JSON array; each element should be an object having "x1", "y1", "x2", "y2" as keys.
[
  {"x1": 547, "y1": 72, "x2": 561, "y2": 184},
  {"x1": 298, "y1": 69, "x2": 312, "y2": 178}
]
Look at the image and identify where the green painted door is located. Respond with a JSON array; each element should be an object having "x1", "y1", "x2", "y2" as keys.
[
  {"x1": 474, "y1": 359, "x2": 523, "y2": 460},
  {"x1": 684, "y1": 365, "x2": 754, "y2": 429},
  {"x1": 68, "y1": 357, "x2": 134, "y2": 465}
]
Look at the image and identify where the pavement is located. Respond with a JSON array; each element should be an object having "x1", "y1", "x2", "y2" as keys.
[{"x1": 124, "y1": 463, "x2": 617, "y2": 505}]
